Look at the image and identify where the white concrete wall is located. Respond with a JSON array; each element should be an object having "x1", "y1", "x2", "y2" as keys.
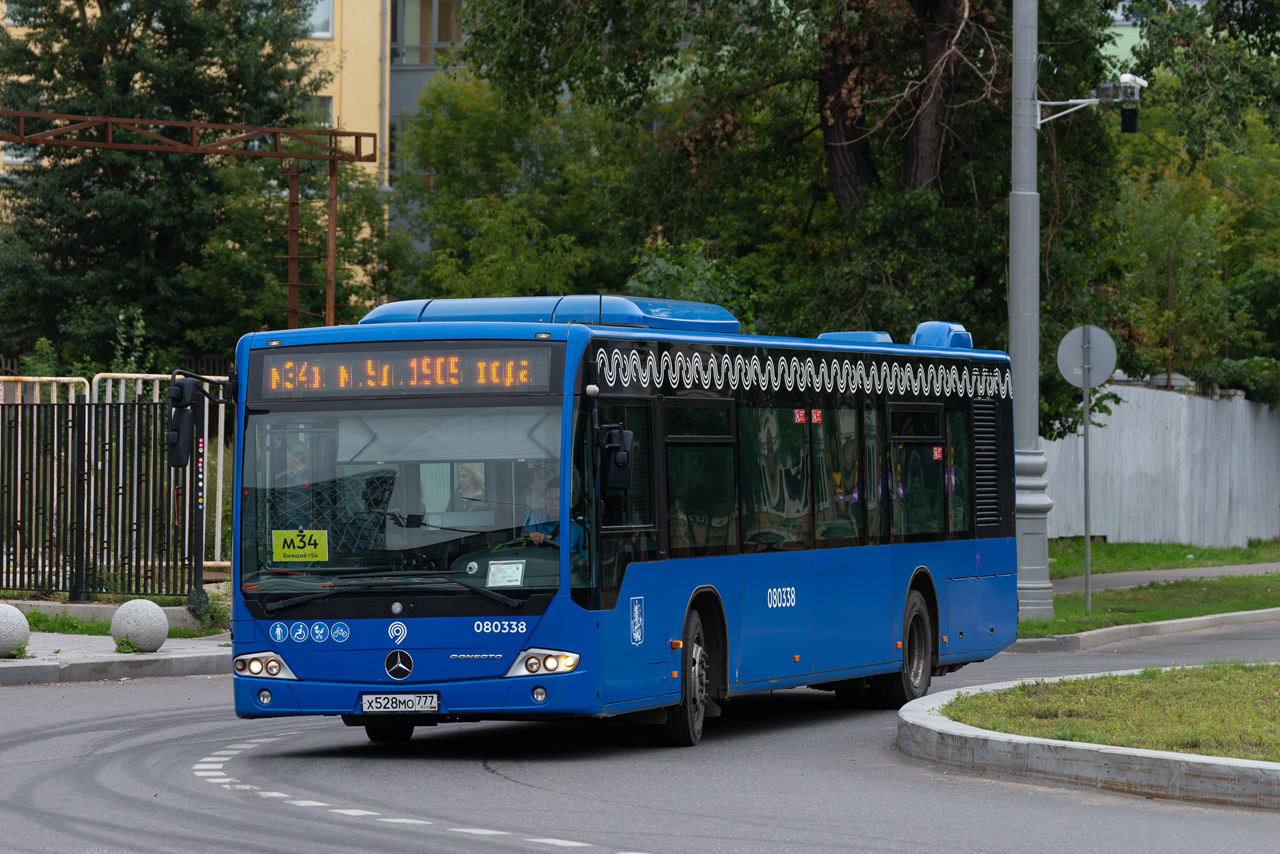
[{"x1": 1043, "y1": 385, "x2": 1280, "y2": 547}]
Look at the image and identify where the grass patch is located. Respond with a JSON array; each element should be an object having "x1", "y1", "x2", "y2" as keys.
[
  {"x1": 1048, "y1": 537, "x2": 1280, "y2": 580},
  {"x1": 943, "y1": 662, "x2": 1280, "y2": 763},
  {"x1": 24, "y1": 610, "x2": 225, "y2": 639},
  {"x1": 1019, "y1": 573, "x2": 1280, "y2": 637}
]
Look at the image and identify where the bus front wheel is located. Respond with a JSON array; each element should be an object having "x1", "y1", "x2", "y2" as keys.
[
  {"x1": 870, "y1": 590, "x2": 932, "y2": 709},
  {"x1": 365, "y1": 725, "x2": 414, "y2": 743},
  {"x1": 659, "y1": 610, "x2": 709, "y2": 747}
]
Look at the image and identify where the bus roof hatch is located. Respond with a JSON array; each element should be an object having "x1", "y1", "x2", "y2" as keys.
[
  {"x1": 359, "y1": 296, "x2": 741, "y2": 333},
  {"x1": 909, "y1": 321, "x2": 973, "y2": 349}
]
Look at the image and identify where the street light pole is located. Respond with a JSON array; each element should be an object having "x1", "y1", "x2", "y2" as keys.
[{"x1": 1010, "y1": 0, "x2": 1055, "y2": 618}]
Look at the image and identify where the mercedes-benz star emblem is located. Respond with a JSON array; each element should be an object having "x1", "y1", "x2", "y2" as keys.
[{"x1": 384, "y1": 650, "x2": 413, "y2": 681}]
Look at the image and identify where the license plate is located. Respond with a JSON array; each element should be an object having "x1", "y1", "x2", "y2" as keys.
[{"x1": 360, "y1": 693, "x2": 439, "y2": 714}]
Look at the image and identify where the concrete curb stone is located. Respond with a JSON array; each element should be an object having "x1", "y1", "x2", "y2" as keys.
[
  {"x1": 0, "y1": 650, "x2": 231, "y2": 686},
  {"x1": 1008, "y1": 606, "x2": 1280, "y2": 652},
  {"x1": 899, "y1": 671, "x2": 1280, "y2": 810}
]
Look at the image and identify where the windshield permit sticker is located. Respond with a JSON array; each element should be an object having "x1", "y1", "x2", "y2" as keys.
[
  {"x1": 272, "y1": 530, "x2": 329, "y2": 562},
  {"x1": 487, "y1": 560, "x2": 526, "y2": 588}
]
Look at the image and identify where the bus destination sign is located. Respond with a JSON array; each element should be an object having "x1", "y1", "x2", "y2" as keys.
[{"x1": 261, "y1": 347, "x2": 553, "y2": 398}]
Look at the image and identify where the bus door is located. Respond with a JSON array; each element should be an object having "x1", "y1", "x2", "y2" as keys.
[
  {"x1": 811, "y1": 405, "x2": 892, "y2": 671},
  {"x1": 589, "y1": 403, "x2": 669, "y2": 705},
  {"x1": 736, "y1": 406, "x2": 814, "y2": 684}
]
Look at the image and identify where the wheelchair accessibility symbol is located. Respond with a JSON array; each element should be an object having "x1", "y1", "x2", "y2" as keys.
[{"x1": 290, "y1": 622, "x2": 309, "y2": 642}]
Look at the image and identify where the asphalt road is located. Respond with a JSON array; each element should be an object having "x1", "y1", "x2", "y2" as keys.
[{"x1": 2, "y1": 622, "x2": 1279, "y2": 854}]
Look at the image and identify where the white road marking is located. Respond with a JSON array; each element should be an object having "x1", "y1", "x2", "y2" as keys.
[
  {"x1": 249, "y1": 737, "x2": 281, "y2": 743},
  {"x1": 226, "y1": 743, "x2": 260, "y2": 749},
  {"x1": 285, "y1": 800, "x2": 331, "y2": 807},
  {"x1": 257, "y1": 792, "x2": 291, "y2": 798},
  {"x1": 450, "y1": 829, "x2": 510, "y2": 836},
  {"x1": 223, "y1": 785, "x2": 256, "y2": 791},
  {"x1": 525, "y1": 840, "x2": 592, "y2": 847},
  {"x1": 193, "y1": 771, "x2": 227, "y2": 777},
  {"x1": 193, "y1": 764, "x2": 224, "y2": 770},
  {"x1": 378, "y1": 819, "x2": 432, "y2": 825},
  {"x1": 204, "y1": 778, "x2": 236, "y2": 784},
  {"x1": 330, "y1": 809, "x2": 380, "y2": 817},
  {"x1": 212, "y1": 751, "x2": 241, "y2": 756}
]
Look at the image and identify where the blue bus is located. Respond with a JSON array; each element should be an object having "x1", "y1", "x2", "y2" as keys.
[{"x1": 191, "y1": 296, "x2": 1016, "y2": 746}]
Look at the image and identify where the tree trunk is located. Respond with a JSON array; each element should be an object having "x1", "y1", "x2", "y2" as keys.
[
  {"x1": 818, "y1": 6, "x2": 877, "y2": 217},
  {"x1": 903, "y1": 0, "x2": 961, "y2": 189}
]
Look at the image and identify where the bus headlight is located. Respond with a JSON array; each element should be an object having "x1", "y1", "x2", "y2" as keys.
[
  {"x1": 505, "y1": 648, "x2": 580, "y2": 678},
  {"x1": 233, "y1": 652, "x2": 299, "y2": 680}
]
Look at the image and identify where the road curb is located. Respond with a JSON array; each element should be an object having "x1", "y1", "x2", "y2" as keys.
[
  {"x1": 899, "y1": 672, "x2": 1280, "y2": 810},
  {"x1": 1008, "y1": 606, "x2": 1280, "y2": 652},
  {"x1": 0, "y1": 651, "x2": 230, "y2": 686}
]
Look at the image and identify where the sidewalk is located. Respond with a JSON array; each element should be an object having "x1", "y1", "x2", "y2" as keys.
[
  {"x1": 0, "y1": 630, "x2": 231, "y2": 686},
  {"x1": 1051, "y1": 561, "x2": 1280, "y2": 596}
]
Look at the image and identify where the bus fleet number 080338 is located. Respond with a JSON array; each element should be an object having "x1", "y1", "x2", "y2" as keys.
[{"x1": 767, "y1": 587, "x2": 796, "y2": 608}]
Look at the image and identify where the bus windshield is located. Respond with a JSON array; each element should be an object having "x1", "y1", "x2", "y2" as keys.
[{"x1": 239, "y1": 400, "x2": 567, "y2": 610}]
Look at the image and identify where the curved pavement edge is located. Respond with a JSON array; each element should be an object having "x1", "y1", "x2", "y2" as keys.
[
  {"x1": 1008, "y1": 606, "x2": 1280, "y2": 652},
  {"x1": 0, "y1": 650, "x2": 230, "y2": 686},
  {"x1": 898, "y1": 671, "x2": 1280, "y2": 810}
]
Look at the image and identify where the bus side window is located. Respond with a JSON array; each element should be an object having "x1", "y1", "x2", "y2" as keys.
[
  {"x1": 864, "y1": 407, "x2": 889, "y2": 544},
  {"x1": 947, "y1": 410, "x2": 972, "y2": 535},
  {"x1": 889, "y1": 407, "x2": 945, "y2": 540},
  {"x1": 667, "y1": 445, "x2": 737, "y2": 556},
  {"x1": 813, "y1": 408, "x2": 861, "y2": 544},
  {"x1": 665, "y1": 402, "x2": 737, "y2": 559},
  {"x1": 739, "y1": 407, "x2": 811, "y2": 550}
]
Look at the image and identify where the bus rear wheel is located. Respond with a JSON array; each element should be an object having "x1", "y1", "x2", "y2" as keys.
[
  {"x1": 870, "y1": 590, "x2": 932, "y2": 709},
  {"x1": 365, "y1": 724, "x2": 414, "y2": 743},
  {"x1": 659, "y1": 610, "x2": 709, "y2": 747}
]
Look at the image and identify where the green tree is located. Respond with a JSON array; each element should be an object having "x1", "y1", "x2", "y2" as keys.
[
  {"x1": 449, "y1": 1, "x2": 1124, "y2": 437},
  {"x1": 0, "y1": 0, "x2": 331, "y2": 367}
]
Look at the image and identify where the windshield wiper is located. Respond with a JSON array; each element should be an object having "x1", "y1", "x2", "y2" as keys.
[{"x1": 261, "y1": 582, "x2": 383, "y2": 615}]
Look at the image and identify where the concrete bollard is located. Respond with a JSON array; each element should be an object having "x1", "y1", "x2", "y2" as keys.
[
  {"x1": 110, "y1": 599, "x2": 169, "y2": 652},
  {"x1": 0, "y1": 604, "x2": 30, "y2": 658}
]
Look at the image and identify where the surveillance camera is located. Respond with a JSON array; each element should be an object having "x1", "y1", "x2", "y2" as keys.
[{"x1": 1119, "y1": 73, "x2": 1148, "y2": 89}]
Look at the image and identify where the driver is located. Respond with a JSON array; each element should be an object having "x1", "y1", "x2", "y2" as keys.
[{"x1": 520, "y1": 479, "x2": 583, "y2": 552}]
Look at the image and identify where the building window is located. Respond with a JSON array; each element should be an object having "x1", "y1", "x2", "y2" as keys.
[
  {"x1": 392, "y1": 0, "x2": 462, "y2": 66},
  {"x1": 309, "y1": 0, "x2": 333, "y2": 39}
]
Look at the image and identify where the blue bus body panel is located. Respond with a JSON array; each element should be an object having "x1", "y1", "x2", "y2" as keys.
[
  {"x1": 812, "y1": 544, "x2": 894, "y2": 673},
  {"x1": 738, "y1": 551, "x2": 813, "y2": 685},
  {"x1": 597, "y1": 559, "x2": 676, "y2": 707}
]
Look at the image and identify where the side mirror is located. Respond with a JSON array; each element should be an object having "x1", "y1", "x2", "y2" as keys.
[
  {"x1": 167, "y1": 377, "x2": 197, "y2": 408},
  {"x1": 602, "y1": 428, "x2": 634, "y2": 490},
  {"x1": 167, "y1": 408, "x2": 194, "y2": 468}
]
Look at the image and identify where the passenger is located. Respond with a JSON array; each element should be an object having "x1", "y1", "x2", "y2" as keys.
[{"x1": 446, "y1": 463, "x2": 486, "y2": 512}]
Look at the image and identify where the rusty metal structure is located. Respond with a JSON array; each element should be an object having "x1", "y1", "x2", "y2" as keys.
[{"x1": 0, "y1": 108, "x2": 377, "y2": 328}]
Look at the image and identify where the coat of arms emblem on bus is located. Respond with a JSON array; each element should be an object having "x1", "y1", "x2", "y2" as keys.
[{"x1": 630, "y1": 597, "x2": 644, "y2": 646}]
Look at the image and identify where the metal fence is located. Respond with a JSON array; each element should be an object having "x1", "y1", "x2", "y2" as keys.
[
  {"x1": 0, "y1": 375, "x2": 216, "y2": 598},
  {"x1": 1044, "y1": 384, "x2": 1280, "y2": 548},
  {"x1": 92, "y1": 373, "x2": 231, "y2": 568}
]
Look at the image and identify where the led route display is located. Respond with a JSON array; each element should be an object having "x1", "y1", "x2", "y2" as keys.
[{"x1": 260, "y1": 346, "x2": 554, "y2": 398}]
